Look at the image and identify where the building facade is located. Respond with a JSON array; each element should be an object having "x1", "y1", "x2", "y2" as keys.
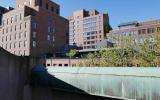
[
  {"x1": 107, "y1": 19, "x2": 160, "y2": 48},
  {"x1": 0, "y1": 0, "x2": 69, "y2": 56},
  {"x1": 68, "y1": 9, "x2": 109, "y2": 50}
]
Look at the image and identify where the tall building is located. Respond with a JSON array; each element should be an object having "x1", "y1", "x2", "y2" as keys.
[
  {"x1": 107, "y1": 19, "x2": 160, "y2": 48},
  {"x1": 0, "y1": 0, "x2": 69, "y2": 56},
  {"x1": 68, "y1": 9, "x2": 109, "y2": 50},
  {"x1": 0, "y1": 6, "x2": 8, "y2": 25}
]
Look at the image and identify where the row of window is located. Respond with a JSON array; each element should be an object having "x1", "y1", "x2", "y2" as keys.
[
  {"x1": 84, "y1": 31, "x2": 97, "y2": 36},
  {"x1": 1, "y1": 41, "x2": 28, "y2": 50},
  {"x1": 113, "y1": 37, "x2": 155, "y2": 44},
  {"x1": 83, "y1": 45, "x2": 96, "y2": 49},
  {"x1": 111, "y1": 27, "x2": 160, "y2": 38},
  {"x1": 2, "y1": 13, "x2": 23, "y2": 26},
  {"x1": 47, "y1": 63, "x2": 77, "y2": 67},
  {"x1": 83, "y1": 26, "x2": 97, "y2": 32},
  {"x1": 2, "y1": 22, "x2": 28, "y2": 34},
  {"x1": 83, "y1": 17, "x2": 97, "y2": 23},
  {"x1": 39, "y1": 0, "x2": 59, "y2": 15},
  {"x1": 11, "y1": 50, "x2": 28, "y2": 56},
  {"x1": 83, "y1": 22, "x2": 97, "y2": 28},
  {"x1": 1, "y1": 31, "x2": 28, "y2": 42},
  {"x1": 84, "y1": 41, "x2": 96, "y2": 45}
]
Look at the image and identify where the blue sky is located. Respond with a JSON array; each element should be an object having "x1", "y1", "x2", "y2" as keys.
[{"x1": 1, "y1": 0, "x2": 160, "y2": 29}]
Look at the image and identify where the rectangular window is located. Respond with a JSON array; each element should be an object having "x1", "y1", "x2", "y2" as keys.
[
  {"x1": 47, "y1": 35, "x2": 50, "y2": 41},
  {"x1": 39, "y1": 0, "x2": 42, "y2": 6},
  {"x1": 11, "y1": 17, "x2": 13, "y2": 23},
  {"x1": 33, "y1": 41, "x2": 36, "y2": 47},
  {"x1": 51, "y1": 7, "x2": 54, "y2": 12},
  {"x1": 2, "y1": 29, "x2": 4, "y2": 34},
  {"x1": 24, "y1": 31, "x2": 27, "y2": 38},
  {"x1": 46, "y1": 3, "x2": 48, "y2": 9},
  {"x1": 7, "y1": 18, "x2": 9, "y2": 25},
  {"x1": 24, "y1": 41, "x2": 27, "y2": 47},
  {"x1": 20, "y1": 13, "x2": 22, "y2": 20},
  {"x1": 15, "y1": 25, "x2": 17, "y2": 31},
  {"x1": 20, "y1": 23, "x2": 22, "y2": 30},
  {"x1": 56, "y1": 9, "x2": 59, "y2": 15},
  {"x1": 33, "y1": 22, "x2": 37, "y2": 29},
  {"x1": 33, "y1": 32, "x2": 36, "y2": 38},
  {"x1": 25, "y1": 22, "x2": 27, "y2": 28},
  {"x1": 48, "y1": 27, "x2": 51, "y2": 33},
  {"x1": 6, "y1": 27, "x2": 8, "y2": 33}
]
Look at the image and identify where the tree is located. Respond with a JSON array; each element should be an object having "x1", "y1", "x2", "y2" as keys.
[
  {"x1": 104, "y1": 24, "x2": 112, "y2": 33},
  {"x1": 69, "y1": 49, "x2": 77, "y2": 58}
]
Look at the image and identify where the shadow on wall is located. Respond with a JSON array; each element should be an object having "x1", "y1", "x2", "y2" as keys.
[
  {"x1": 30, "y1": 65, "x2": 120, "y2": 100},
  {"x1": 31, "y1": 64, "x2": 87, "y2": 93}
]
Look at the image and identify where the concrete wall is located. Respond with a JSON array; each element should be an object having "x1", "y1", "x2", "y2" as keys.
[
  {"x1": 0, "y1": 48, "x2": 34, "y2": 100},
  {"x1": 47, "y1": 67, "x2": 160, "y2": 100}
]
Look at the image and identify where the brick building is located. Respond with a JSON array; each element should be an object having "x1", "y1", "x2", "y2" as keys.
[
  {"x1": 0, "y1": 0, "x2": 69, "y2": 56},
  {"x1": 107, "y1": 19, "x2": 160, "y2": 48},
  {"x1": 68, "y1": 9, "x2": 109, "y2": 50}
]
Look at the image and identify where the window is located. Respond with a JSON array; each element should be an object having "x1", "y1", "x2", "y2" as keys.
[
  {"x1": 53, "y1": 64, "x2": 57, "y2": 66},
  {"x1": 64, "y1": 64, "x2": 68, "y2": 67},
  {"x1": 20, "y1": 23, "x2": 22, "y2": 30},
  {"x1": 14, "y1": 42, "x2": 16, "y2": 48},
  {"x1": 11, "y1": 17, "x2": 13, "y2": 23},
  {"x1": 53, "y1": 36, "x2": 55, "y2": 42},
  {"x1": 47, "y1": 64, "x2": 50, "y2": 66},
  {"x1": 33, "y1": 41, "x2": 36, "y2": 47},
  {"x1": 59, "y1": 64, "x2": 62, "y2": 66},
  {"x1": 39, "y1": 0, "x2": 42, "y2": 6},
  {"x1": 2, "y1": 29, "x2": 4, "y2": 34},
  {"x1": 20, "y1": 13, "x2": 22, "y2": 20},
  {"x1": 24, "y1": 41, "x2": 27, "y2": 47},
  {"x1": 7, "y1": 18, "x2": 9, "y2": 25},
  {"x1": 51, "y1": 6, "x2": 54, "y2": 12},
  {"x1": 47, "y1": 35, "x2": 50, "y2": 41},
  {"x1": 24, "y1": 31, "x2": 27, "y2": 38},
  {"x1": 25, "y1": 22, "x2": 27, "y2": 28},
  {"x1": 33, "y1": 22, "x2": 37, "y2": 29},
  {"x1": 15, "y1": 25, "x2": 17, "y2": 31},
  {"x1": 19, "y1": 42, "x2": 21, "y2": 48},
  {"x1": 6, "y1": 27, "x2": 8, "y2": 33},
  {"x1": 33, "y1": 32, "x2": 36, "y2": 38},
  {"x1": 48, "y1": 27, "x2": 51, "y2": 33},
  {"x1": 10, "y1": 35, "x2": 11, "y2": 40},
  {"x1": 29, "y1": 0, "x2": 32, "y2": 5},
  {"x1": 46, "y1": 3, "x2": 48, "y2": 9},
  {"x1": 56, "y1": 9, "x2": 59, "y2": 15}
]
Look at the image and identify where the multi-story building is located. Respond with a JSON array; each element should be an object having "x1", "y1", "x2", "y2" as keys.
[
  {"x1": 0, "y1": 6, "x2": 8, "y2": 25},
  {"x1": 0, "y1": 0, "x2": 69, "y2": 56},
  {"x1": 68, "y1": 9, "x2": 109, "y2": 50},
  {"x1": 107, "y1": 19, "x2": 160, "y2": 48}
]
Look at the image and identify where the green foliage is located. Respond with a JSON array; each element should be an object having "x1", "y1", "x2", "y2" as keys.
[
  {"x1": 69, "y1": 49, "x2": 77, "y2": 58},
  {"x1": 82, "y1": 44, "x2": 160, "y2": 67},
  {"x1": 104, "y1": 24, "x2": 112, "y2": 33}
]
